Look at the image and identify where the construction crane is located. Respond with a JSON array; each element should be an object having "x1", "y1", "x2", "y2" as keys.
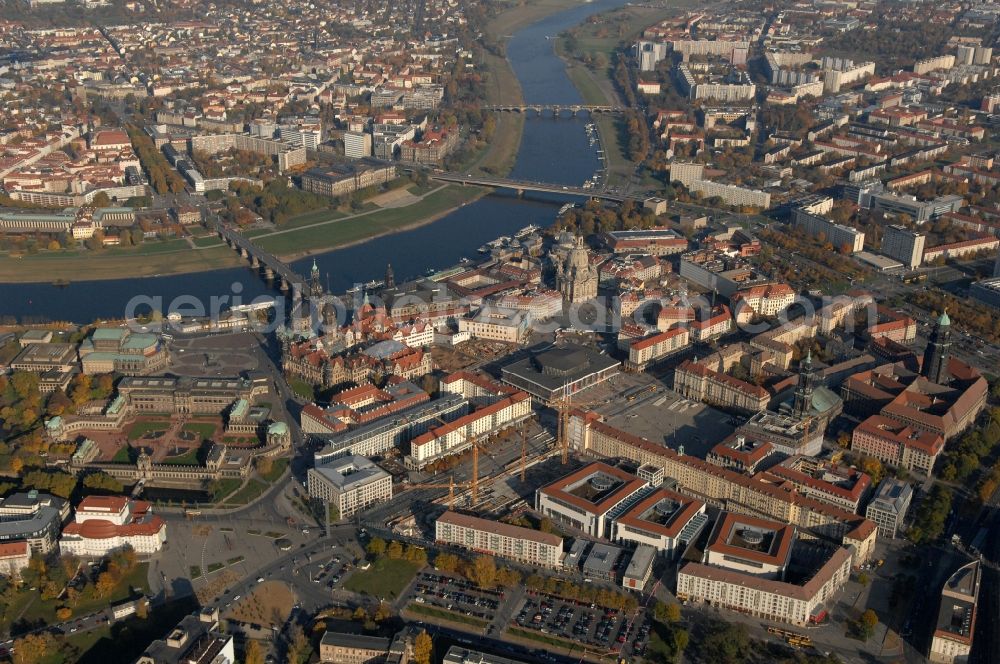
[
  {"x1": 553, "y1": 386, "x2": 605, "y2": 465},
  {"x1": 409, "y1": 417, "x2": 487, "y2": 507},
  {"x1": 408, "y1": 476, "x2": 472, "y2": 510}
]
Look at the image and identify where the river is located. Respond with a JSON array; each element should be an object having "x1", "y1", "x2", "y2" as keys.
[{"x1": 0, "y1": 0, "x2": 629, "y2": 323}]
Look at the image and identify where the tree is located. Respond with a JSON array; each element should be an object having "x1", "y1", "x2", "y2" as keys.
[
  {"x1": 374, "y1": 602, "x2": 392, "y2": 623},
  {"x1": 859, "y1": 608, "x2": 879, "y2": 640},
  {"x1": 434, "y1": 552, "x2": 459, "y2": 572},
  {"x1": 366, "y1": 537, "x2": 386, "y2": 558},
  {"x1": 701, "y1": 621, "x2": 750, "y2": 664},
  {"x1": 46, "y1": 390, "x2": 73, "y2": 417},
  {"x1": 285, "y1": 624, "x2": 309, "y2": 664},
  {"x1": 664, "y1": 603, "x2": 682, "y2": 623},
  {"x1": 413, "y1": 630, "x2": 433, "y2": 664},
  {"x1": 673, "y1": 628, "x2": 689, "y2": 653},
  {"x1": 404, "y1": 544, "x2": 427, "y2": 566},
  {"x1": 256, "y1": 456, "x2": 273, "y2": 478},
  {"x1": 82, "y1": 471, "x2": 123, "y2": 493},
  {"x1": 12, "y1": 632, "x2": 55, "y2": 664},
  {"x1": 858, "y1": 572, "x2": 870, "y2": 587},
  {"x1": 95, "y1": 571, "x2": 116, "y2": 597},
  {"x1": 836, "y1": 431, "x2": 851, "y2": 449},
  {"x1": 495, "y1": 567, "x2": 521, "y2": 588},
  {"x1": 55, "y1": 607, "x2": 72, "y2": 621},
  {"x1": 243, "y1": 639, "x2": 264, "y2": 664},
  {"x1": 465, "y1": 555, "x2": 496, "y2": 589},
  {"x1": 92, "y1": 192, "x2": 111, "y2": 208},
  {"x1": 386, "y1": 540, "x2": 404, "y2": 560},
  {"x1": 861, "y1": 457, "x2": 884, "y2": 484},
  {"x1": 69, "y1": 374, "x2": 92, "y2": 406},
  {"x1": 135, "y1": 599, "x2": 149, "y2": 619}
]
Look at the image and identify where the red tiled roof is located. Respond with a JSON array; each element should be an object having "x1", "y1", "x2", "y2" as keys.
[
  {"x1": 0, "y1": 541, "x2": 28, "y2": 559},
  {"x1": 707, "y1": 512, "x2": 795, "y2": 566},
  {"x1": 539, "y1": 461, "x2": 649, "y2": 517},
  {"x1": 614, "y1": 488, "x2": 704, "y2": 539}
]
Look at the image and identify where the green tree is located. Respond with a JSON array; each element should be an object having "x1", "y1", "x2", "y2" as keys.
[{"x1": 701, "y1": 621, "x2": 750, "y2": 664}]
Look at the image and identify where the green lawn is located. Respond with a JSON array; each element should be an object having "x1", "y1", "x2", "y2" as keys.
[
  {"x1": 260, "y1": 457, "x2": 289, "y2": 482},
  {"x1": 223, "y1": 479, "x2": 268, "y2": 505},
  {"x1": 208, "y1": 478, "x2": 242, "y2": 502},
  {"x1": 281, "y1": 207, "x2": 345, "y2": 228},
  {"x1": 111, "y1": 445, "x2": 134, "y2": 463},
  {"x1": 161, "y1": 447, "x2": 200, "y2": 466},
  {"x1": 407, "y1": 603, "x2": 489, "y2": 627},
  {"x1": 254, "y1": 186, "x2": 483, "y2": 257},
  {"x1": 126, "y1": 421, "x2": 170, "y2": 441},
  {"x1": 564, "y1": 63, "x2": 609, "y2": 105},
  {"x1": 288, "y1": 378, "x2": 315, "y2": 401},
  {"x1": 344, "y1": 558, "x2": 420, "y2": 600},
  {"x1": 104, "y1": 239, "x2": 191, "y2": 256},
  {"x1": 190, "y1": 566, "x2": 202, "y2": 579},
  {"x1": 181, "y1": 422, "x2": 217, "y2": 441},
  {"x1": 192, "y1": 235, "x2": 224, "y2": 248},
  {"x1": 508, "y1": 627, "x2": 581, "y2": 651}
]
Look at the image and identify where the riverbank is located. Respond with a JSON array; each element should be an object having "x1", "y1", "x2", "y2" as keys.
[
  {"x1": 553, "y1": 2, "x2": 686, "y2": 189},
  {"x1": 0, "y1": 185, "x2": 487, "y2": 283},
  {"x1": 465, "y1": 0, "x2": 584, "y2": 176}
]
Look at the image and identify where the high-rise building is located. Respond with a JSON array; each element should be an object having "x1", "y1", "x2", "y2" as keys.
[
  {"x1": 882, "y1": 224, "x2": 926, "y2": 269},
  {"x1": 865, "y1": 478, "x2": 913, "y2": 539},
  {"x1": 929, "y1": 560, "x2": 981, "y2": 664},
  {"x1": 344, "y1": 131, "x2": 372, "y2": 159}
]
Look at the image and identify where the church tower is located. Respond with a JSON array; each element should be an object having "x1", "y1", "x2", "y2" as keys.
[
  {"x1": 385, "y1": 263, "x2": 396, "y2": 290},
  {"x1": 793, "y1": 350, "x2": 817, "y2": 418},
  {"x1": 922, "y1": 310, "x2": 953, "y2": 384},
  {"x1": 310, "y1": 258, "x2": 323, "y2": 297}
]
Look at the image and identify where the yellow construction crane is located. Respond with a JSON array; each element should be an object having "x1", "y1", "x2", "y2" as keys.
[
  {"x1": 553, "y1": 387, "x2": 605, "y2": 465},
  {"x1": 408, "y1": 476, "x2": 472, "y2": 510},
  {"x1": 413, "y1": 416, "x2": 487, "y2": 506}
]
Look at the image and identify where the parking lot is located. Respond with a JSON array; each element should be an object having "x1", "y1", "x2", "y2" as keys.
[
  {"x1": 304, "y1": 555, "x2": 350, "y2": 590},
  {"x1": 410, "y1": 571, "x2": 503, "y2": 624},
  {"x1": 514, "y1": 594, "x2": 650, "y2": 658}
]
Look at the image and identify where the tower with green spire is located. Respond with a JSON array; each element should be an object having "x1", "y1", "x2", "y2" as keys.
[
  {"x1": 793, "y1": 349, "x2": 817, "y2": 418},
  {"x1": 309, "y1": 258, "x2": 323, "y2": 297},
  {"x1": 922, "y1": 309, "x2": 952, "y2": 384}
]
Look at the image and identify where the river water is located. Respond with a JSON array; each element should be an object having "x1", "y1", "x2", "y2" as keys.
[{"x1": 0, "y1": 0, "x2": 628, "y2": 323}]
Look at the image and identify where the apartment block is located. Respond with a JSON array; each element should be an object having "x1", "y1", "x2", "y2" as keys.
[{"x1": 435, "y1": 511, "x2": 563, "y2": 568}]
